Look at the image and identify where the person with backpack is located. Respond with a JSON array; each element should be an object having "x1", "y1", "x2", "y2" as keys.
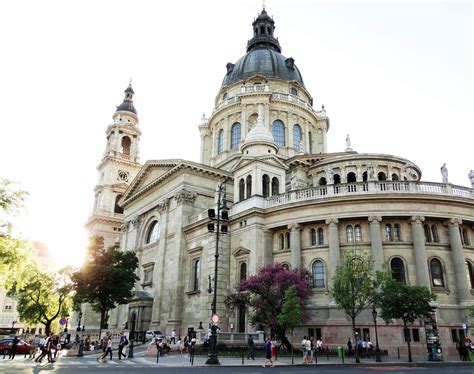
[{"x1": 118, "y1": 332, "x2": 128, "y2": 360}]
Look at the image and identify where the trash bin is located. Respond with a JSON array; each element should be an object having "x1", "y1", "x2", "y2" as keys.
[
  {"x1": 468, "y1": 350, "x2": 472, "y2": 362},
  {"x1": 429, "y1": 347, "x2": 443, "y2": 361},
  {"x1": 337, "y1": 346, "x2": 344, "y2": 358}
]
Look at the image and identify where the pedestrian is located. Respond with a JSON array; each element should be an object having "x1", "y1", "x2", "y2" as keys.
[
  {"x1": 347, "y1": 337, "x2": 353, "y2": 357},
  {"x1": 271, "y1": 337, "x2": 277, "y2": 360},
  {"x1": 98, "y1": 335, "x2": 113, "y2": 362},
  {"x1": 35, "y1": 335, "x2": 50, "y2": 363},
  {"x1": 118, "y1": 332, "x2": 128, "y2": 360},
  {"x1": 30, "y1": 335, "x2": 41, "y2": 359},
  {"x1": 301, "y1": 335, "x2": 308, "y2": 363},
  {"x1": 84, "y1": 335, "x2": 91, "y2": 351},
  {"x1": 170, "y1": 329, "x2": 176, "y2": 344},
  {"x1": 309, "y1": 336, "x2": 315, "y2": 363},
  {"x1": 45, "y1": 333, "x2": 55, "y2": 363},
  {"x1": 262, "y1": 337, "x2": 275, "y2": 368},
  {"x1": 9, "y1": 335, "x2": 19, "y2": 359},
  {"x1": 246, "y1": 334, "x2": 255, "y2": 360},
  {"x1": 304, "y1": 337, "x2": 312, "y2": 364}
]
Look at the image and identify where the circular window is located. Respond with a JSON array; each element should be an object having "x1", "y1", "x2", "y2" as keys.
[{"x1": 117, "y1": 170, "x2": 129, "y2": 182}]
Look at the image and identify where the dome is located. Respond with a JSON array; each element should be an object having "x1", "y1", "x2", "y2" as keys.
[
  {"x1": 116, "y1": 101, "x2": 137, "y2": 114},
  {"x1": 241, "y1": 108, "x2": 278, "y2": 155},
  {"x1": 222, "y1": 49, "x2": 304, "y2": 87}
]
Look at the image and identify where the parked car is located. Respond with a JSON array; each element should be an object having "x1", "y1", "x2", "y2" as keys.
[
  {"x1": 0, "y1": 338, "x2": 32, "y2": 355},
  {"x1": 145, "y1": 330, "x2": 166, "y2": 341}
]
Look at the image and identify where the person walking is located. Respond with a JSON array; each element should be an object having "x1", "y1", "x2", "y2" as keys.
[
  {"x1": 9, "y1": 335, "x2": 19, "y2": 359},
  {"x1": 347, "y1": 337, "x2": 353, "y2": 357},
  {"x1": 170, "y1": 329, "x2": 176, "y2": 344},
  {"x1": 246, "y1": 335, "x2": 255, "y2": 360},
  {"x1": 118, "y1": 332, "x2": 128, "y2": 360},
  {"x1": 262, "y1": 337, "x2": 275, "y2": 368},
  {"x1": 98, "y1": 335, "x2": 113, "y2": 362},
  {"x1": 35, "y1": 334, "x2": 50, "y2": 363}
]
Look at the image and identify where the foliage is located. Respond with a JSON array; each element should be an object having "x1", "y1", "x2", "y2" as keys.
[
  {"x1": 277, "y1": 286, "x2": 301, "y2": 333},
  {"x1": 378, "y1": 278, "x2": 436, "y2": 362},
  {"x1": 225, "y1": 262, "x2": 311, "y2": 346},
  {"x1": 72, "y1": 236, "x2": 139, "y2": 329},
  {"x1": 468, "y1": 305, "x2": 474, "y2": 320},
  {"x1": 0, "y1": 178, "x2": 30, "y2": 280},
  {"x1": 8, "y1": 264, "x2": 74, "y2": 335}
]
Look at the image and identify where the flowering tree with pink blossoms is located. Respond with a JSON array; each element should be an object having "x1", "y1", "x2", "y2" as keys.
[{"x1": 225, "y1": 262, "x2": 312, "y2": 349}]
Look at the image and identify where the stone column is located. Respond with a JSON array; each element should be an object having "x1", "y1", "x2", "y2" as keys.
[
  {"x1": 326, "y1": 218, "x2": 340, "y2": 289},
  {"x1": 410, "y1": 216, "x2": 430, "y2": 287},
  {"x1": 263, "y1": 230, "x2": 274, "y2": 266},
  {"x1": 368, "y1": 216, "x2": 384, "y2": 271},
  {"x1": 288, "y1": 223, "x2": 301, "y2": 268},
  {"x1": 447, "y1": 218, "x2": 471, "y2": 303}
]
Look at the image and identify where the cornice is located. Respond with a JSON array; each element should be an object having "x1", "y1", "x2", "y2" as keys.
[{"x1": 97, "y1": 156, "x2": 142, "y2": 171}]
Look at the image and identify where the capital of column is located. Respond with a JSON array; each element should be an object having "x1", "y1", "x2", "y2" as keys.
[
  {"x1": 445, "y1": 217, "x2": 463, "y2": 227},
  {"x1": 368, "y1": 216, "x2": 382, "y2": 224},
  {"x1": 325, "y1": 218, "x2": 339, "y2": 226},
  {"x1": 410, "y1": 215, "x2": 425, "y2": 225},
  {"x1": 288, "y1": 223, "x2": 301, "y2": 231},
  {"x1": 156, "y1": 198, "x2": 169, "y2": 213}
]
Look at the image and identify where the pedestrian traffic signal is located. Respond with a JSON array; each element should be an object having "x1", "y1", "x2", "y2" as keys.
[
  {"x1": 208, "y1": 209, "x2": 216, "y2": 218},
  {"x1": 207, "y1": 223, "x2": 215, "y2": 232},
  {"x1": 221, "y1": 224, "x2": 228, "y2": 233},
  {"x1": 221, "y1": 210, "x2": 229, "y2": 220}
]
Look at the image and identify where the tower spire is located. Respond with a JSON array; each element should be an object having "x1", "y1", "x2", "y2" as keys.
[
  {"x1": 246, "y1": 7, "x2": 281, "y2": 53},
  {"x1": 116, "y1": 82, "x2": 137, "y2": 114}
]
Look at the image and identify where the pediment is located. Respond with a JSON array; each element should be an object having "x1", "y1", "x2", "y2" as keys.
[
  {"x1": 231, "y1": 155, "x2": 289, "y2": 172},
  {"x1": 232, "y1": 246, "x2": 251, "y2": 257}
]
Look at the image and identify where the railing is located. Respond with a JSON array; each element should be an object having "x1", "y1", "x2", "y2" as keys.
[{"x1": 260, "y1": 181, "x2": 473, "y2": 210}]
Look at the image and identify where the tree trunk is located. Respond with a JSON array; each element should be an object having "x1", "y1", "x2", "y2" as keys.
[
  {"x1": 45, "y1": 320, "x2": 52, "y2": 335},
  {"x1": 280, "y1": 335, "x2": 292, "y2": 351},
  {"x1": 352, "y1": 317, "x2": 360, "y2": 363},
  {"x1": 404, "y1": 321, "x2": 412, "y2": 362}
]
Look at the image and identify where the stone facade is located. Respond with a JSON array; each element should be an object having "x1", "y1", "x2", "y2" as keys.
[{"x1": 86, "y1": 8, "x2": 474, "y2": 357}]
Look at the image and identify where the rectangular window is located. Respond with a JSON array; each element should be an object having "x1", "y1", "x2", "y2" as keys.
[
  {"x1": 363, "y1": 328, "x2": 370, "y2": 341},
  {"x1": 451, "y1": 329, "x2": 458, "y2": 342},
  {"x1": 412, "y1": 329, "x2": 420, "y2": 342},
  {"x1": 143, "y1": 267, "x2": 154, "y2": 285},
  {"x1": 4, "y1": 304, "x2": 12, "y2": 311},
  {"x1": 315, "y1": 328, "x2": 322, "y2": 340}
]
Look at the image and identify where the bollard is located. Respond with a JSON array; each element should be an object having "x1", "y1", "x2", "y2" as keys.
[
  {"x1": 314, "y1": 349, "x2": 317, "y2": 364},
  {"x1": 156, "y1": 346, "x2": 160, "y2": 364},
  {"x1": 397, "y1": 347, "x2": 400, "y2": 359},
  {"x1": 327, "y1": 346, "x2": 329, "y2": 360},
  {"x1": 342, "y1": 349, "x2": 344, "y2": 364},
  {"x1": 242, "y1": 350, "x2": 244, "y2": 365},
  {"x1": 77, "y1": 340, "x2": 84, "y2": 357},
  {"x1": 291, "y1": 346, "x2": 294, "y2": 364},
  {"x1": 128, "y1": 340, "x2": 134, "y2": 359},
  {"x1": 190, "y1": 347, "x2": 194, "y2": 366}
]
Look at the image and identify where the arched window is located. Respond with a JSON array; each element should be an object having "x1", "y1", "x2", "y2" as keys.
[
  {"x1": 430, "y1": 258, "x2": 445, "y2": 287},
  {"x1": 390, "y1": 257, "x2": 406, "y2": 283},
  {"x1": 378, "y1": 172, "x2": 387, "y2": 181},
  {"x1": 431, "y1": 225, "x2": 439, "y2": 243},
  {"x1": 347, "y1": 172, "x2": 357, "y2": 183},
  {"x1": 193, "y1": 259, "x2": 200, "y2": 291},
  {"x1": 240, "y1": 263, "x2": 247, "y2": 281},
  {"x1": 121, "y1": 136, "x2": 131, "y2": 156},
  {"x1": 146, "y1": 220, "x2": 160, "y2": 244},
  {"x1": 239, "y1": 179, "x2": 245, "y2": 201},
  {"x1": 217, "y1": 129, "x2": 224, "y2": 154},
  {"x1": 392, "y1": 174, "x2": 399, "y2": 181},
  {"x1": 279, "y1": 234, "x2": 284, "y2": 250},
  {"x1": 272, "y1": 120, "x2": 285, "y2": 146},
  {"x1": 393, "y1": 224, "x2": 401, "y2": 241},
  {"x1": 346, "y1": 225, "x2": 354, "y2": 243},
  {"x1": 282, "y1": 263, "x2": 290, "y2": 270},
  {"x1": 246, "y1": 175, "x2": 252, "y2": 197},
  {"x1": 271, "y1": 177, "x2": 279, "y2": 196},
  {"x1": 466, "y1": 261, "x2": 474, "y2": 289},
  {"x1": 462, "y1": 228, "x2": 470, "y2": 245},
  {"x1": 354, "y1": 225, "x2": 362, "y2": 242},
  {"x1": 308, "y1": 132, "x2": 313, "y2": 153},
  {"x1": 424, "y1": 224, "x2": 432, "y2": 242},
  {"x1": 285, "y1": 232, "x2": 290, "y2": 248},
  {"x1": 312, "y1": 260, "x2": 325, "y2": 288},
  {"x1": 318, "y1": 228, "x2": 324, "y2": 245},
  {"x1": 385, "y1": 224, "x2": 393, "y2": 241},
  {"x1": 310, "y1": 229, "x2": 316, "y2": 246},
  {"x1": 262, "y1": 174, "x2": 270, "y2": 198},
  {"x1": 362, "y1": 172, "x2": 368, "y2": 182},
  {"x1": 114, "y1": 194, "x2": 124, "y2": 214},
  {"x1": 231, "y1": 122, "x2": 241, "y2": 150},
  {"x1": 334, "y1": 174, "x2": 341, "y2": 184},
  {"x1": 319, "y1": 177, "x2": 327, "y2": 186},
  {"x1": 293, "y1": 124, "x2": 302, "y2": 149}
]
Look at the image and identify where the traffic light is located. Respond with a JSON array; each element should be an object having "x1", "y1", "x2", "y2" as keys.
[
  {"x1": 221, "y1": 210, "x2": 229, "y2": 220},
  {"x1": 208, "y1": 209, "x2": 216, "y2": 219},
  {"x1": 207, "y1": 223, "x2": 215, "y2": 231},
  {"x1": 221, "y1": 224, "x2": 228, "y2": 233}
]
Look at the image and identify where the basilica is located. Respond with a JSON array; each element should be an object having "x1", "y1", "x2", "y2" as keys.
[{"x1": 84, "y1": 8, "x2": 474, "y2": 356}]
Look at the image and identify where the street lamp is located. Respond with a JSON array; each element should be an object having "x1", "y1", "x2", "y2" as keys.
[
  {"x1": 77, "y1": 311, "x2": 83, "y2": 332},
  {"x1": 205, "y1": 177, "x2": 229, "y2": 365},
  {"x1": 12, "y1": 320, "x2": 17, "y2": 331},
  {"x1": 371, "y1": 306, "x2": 382, "y2": 362}
]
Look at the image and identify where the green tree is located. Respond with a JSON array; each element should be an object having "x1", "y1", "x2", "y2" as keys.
[
  {"x1": 72, "y1": 236, "x2": 139, "y2": 330},
  {"x1": 378, "y1": 279, "x2": 436, "y2": 362},
  {"x1": 8, "y1": 264, "x2": 73, "y2": 335},
  {"x1": 277, "y1": 286, "x2": 301, "y2": 334},
  {"x1": 332, "y1": 250, "x2": 378, "y2": 363},
  {"x1": 0, "y1": 178, "x2": 29, "y2": 276}
]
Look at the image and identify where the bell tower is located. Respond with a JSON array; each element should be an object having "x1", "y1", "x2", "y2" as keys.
[{"x1": 86, "y1": 83, "x2": 142, "y2": 248}]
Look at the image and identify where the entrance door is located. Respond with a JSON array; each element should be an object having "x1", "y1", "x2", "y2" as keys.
[{"x1": 238, "y1": 305, "x2": 246, "y2": 333}]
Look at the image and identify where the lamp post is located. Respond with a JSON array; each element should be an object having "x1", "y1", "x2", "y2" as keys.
[
  {"x1": 205, "y1": 177, "x2": 229, "y2": 365},
  {"x1": 371, "y1": 306, "x2": 382, "y2": 362},
  {"x1": 77, "y1": 311, "x2": 83, "y2": 332},
  {"x1": 12, "y1": 320, "x2": 17, "y2": 332}
]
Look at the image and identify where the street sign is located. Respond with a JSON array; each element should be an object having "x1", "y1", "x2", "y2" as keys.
[
  {"x1": 59, "y1": 318, "x2": 67, "y2": 326},
  {"x1": 462, "y1": 323, "x2": 467, "y2": 330},
  {"x1": 211, "y1": 314, "x2": 219, "y2": 324}
]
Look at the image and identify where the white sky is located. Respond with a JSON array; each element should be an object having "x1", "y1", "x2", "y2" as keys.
[{"x1": 1, "y1": 0, "x2": 472, "y2": 268}]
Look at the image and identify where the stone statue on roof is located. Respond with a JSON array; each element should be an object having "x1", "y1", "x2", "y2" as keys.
[{"x1": 441, "y1": 163, "x2": 448, "y2": 184}]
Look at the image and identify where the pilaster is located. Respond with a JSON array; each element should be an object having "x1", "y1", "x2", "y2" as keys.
[
  {"x1": 288, "y1": 223, "x2": 301, "y2": 268},
  {"x1": 410, "y1": 216, "x2": 430, "y2": 288},
  {"x1": 368, "y1": 216, "x2": 384, "y2": 271}
]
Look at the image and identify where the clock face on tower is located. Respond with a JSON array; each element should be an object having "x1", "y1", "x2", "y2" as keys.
[{"x1": 117, "y1": 170, "x2": 129, "y2": 182}]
